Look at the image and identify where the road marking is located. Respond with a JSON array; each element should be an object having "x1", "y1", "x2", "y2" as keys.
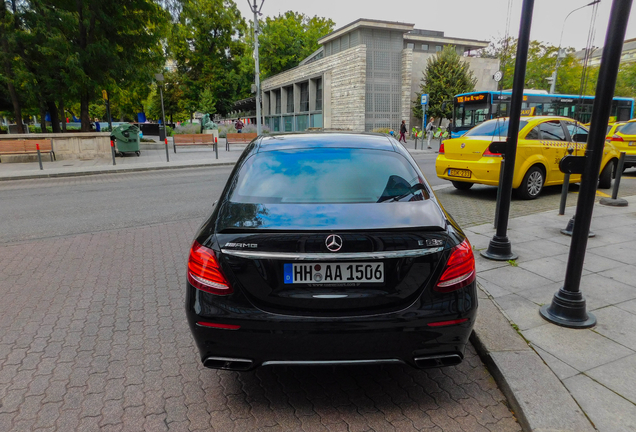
[{"x1": 596, "y1": 190, "x2": 611, "y2": 198}]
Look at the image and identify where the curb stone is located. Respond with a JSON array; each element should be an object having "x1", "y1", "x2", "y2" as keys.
[{"x1": 471, "y1": 283, "x2": 596, "y2": 432}]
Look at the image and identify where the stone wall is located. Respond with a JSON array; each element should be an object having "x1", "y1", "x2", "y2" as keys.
[
  {"x1": 0, "y1": 133, "x2": 112, "y2": 162},
  {"x1": 262, "y1": 45, "x2": 367, "y2": 131},
  {"x1": 401, "y1": 48, "x2": 414, "y2": 131}
]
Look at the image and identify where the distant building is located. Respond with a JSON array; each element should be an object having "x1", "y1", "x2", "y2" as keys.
[
  {"x1": 574, "y1": 38, "x2": 636, "y2": 66},
  {"x1": 260, "y1": 19, "x2": 500, "y2": 133}
]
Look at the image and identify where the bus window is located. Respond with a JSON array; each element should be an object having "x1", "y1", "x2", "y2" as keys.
[{"x1": 619, "y1": 107, "x2": 630, "y2": 121}]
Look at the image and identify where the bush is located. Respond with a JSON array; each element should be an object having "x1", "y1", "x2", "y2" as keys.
[
  {"x1": 172, "y1": 123, "x2": 200, "y2": 135},
  {"x1": 165, "y1": 125, "x2": 173, "y2": 137},
  {"x1": 372, "y1": 128, "x2": 391, "y2": 134},
  {"x1": 218, "y1": 123, "x2": 270, "y2": 138}
]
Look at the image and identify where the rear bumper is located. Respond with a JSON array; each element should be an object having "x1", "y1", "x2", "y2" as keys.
[
  {"x1": 435, "y1": 155, "x2": 502, "y2": 186},
  {"x1": 185, "y1": 283, "x2": 478, "y2": 370}
]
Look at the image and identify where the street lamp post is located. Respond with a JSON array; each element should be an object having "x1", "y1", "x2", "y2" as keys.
[
  {"x1": 550, "y1": 0, "x2": 600, "y2": 94},
  {"x1": 155, "y1": 73, "x2": 169, "y2": 162},
  {"x1": 248, "y1": 0, "x2": 264, "y2": 135}
]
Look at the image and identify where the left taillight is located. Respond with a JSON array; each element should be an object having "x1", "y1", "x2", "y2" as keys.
[
  {"x1": 435, "y1": 239, "x2": 475, "y2": 293},
  {"x1": 187, "y1": 241, "x2": 233, "y2": 295}
]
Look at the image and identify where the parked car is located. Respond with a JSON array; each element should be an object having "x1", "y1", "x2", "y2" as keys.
[
  {"x1": 185, "y1": 132, "x2": 477, "y2": 371},
  {"x1": 606, "y1": 118, "x2": 636, "y2": 170},
  {"x1": 435, "y1": 116, "x2": 620, "y2": 199}
]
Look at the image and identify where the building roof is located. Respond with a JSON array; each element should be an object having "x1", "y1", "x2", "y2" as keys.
[{"x1": 318, "y1": 19, "x2": 415, "y2": 45}]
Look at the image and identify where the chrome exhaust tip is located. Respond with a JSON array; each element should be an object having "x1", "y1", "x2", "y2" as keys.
[
  {"x1": 413, "y1": 353, "x2": 463, "y2": 369},
  {"x1": 203, "y1": 356, "x2": 254, "y2": 371}
]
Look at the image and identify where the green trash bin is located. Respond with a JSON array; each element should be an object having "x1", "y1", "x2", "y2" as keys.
[{"x1": 111, "y1": 124, "x2": 141, "y2": 156}]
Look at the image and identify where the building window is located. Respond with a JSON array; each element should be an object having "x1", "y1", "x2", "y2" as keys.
[
  {"x1": 300, "y1": 82, "x2": 309, "y2": 112},
  {"x1": 421, "y1": 44, "x2": 429, "y2": 51},
  {"x1": 275, "y1": 90, "x2": 281, "y2": 114},
  {"x1": 315, "y1": 78, "x2": 323, "y2": 111},
  {"x1": 407, "y1": 43, "x2": 414, "y2": 49},
  {"x1": 436, "y1": 45, "x2": 442, "y2": 52},
  {"x1": 286, "y1": 86, "x2": 294, "y2": 113}
]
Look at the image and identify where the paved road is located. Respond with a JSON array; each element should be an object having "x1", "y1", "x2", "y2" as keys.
[{"x1": 0, "y1": 169, "x2": 522, "y2": 431}]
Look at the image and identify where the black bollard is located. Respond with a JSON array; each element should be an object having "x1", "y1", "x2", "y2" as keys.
[
  {"x1": 110, "y1": 140, "x2": 116, "y2": 166},
  {"x1": 215, "y1": 136, "x2": 218, "y2": 160},
  {"x1": 165, "y1": 138, "x2": 170, "y2": 162},
  {"x1": 600, "y1": 152, "x2": 628, "y2": 206},
  {"x1": 36, "y1": 143, "x2": 43, "y2": 170}
]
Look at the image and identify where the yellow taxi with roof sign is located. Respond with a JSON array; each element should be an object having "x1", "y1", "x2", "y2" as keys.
[
  {"x1": 606, "y1": 118, "x2": 636, "y2": 170},
  {"x1": 435, "y1": 116, "x2": 619, "y2": 199}
]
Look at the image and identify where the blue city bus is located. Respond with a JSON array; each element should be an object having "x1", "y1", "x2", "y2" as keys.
[{"x1": 450, "y1": 90, "x2": 635, "y2": 138}]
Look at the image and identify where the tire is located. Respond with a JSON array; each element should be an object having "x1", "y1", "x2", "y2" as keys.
[
  {"x1": 516, "y1": 166, "x2": 544, "y2": 200},
  {"x1": 598, "y1": 159, "x2": 615, "y2": 189},
  {"x1": 136, "y1": 151, "x2": 140, "y2": 156},
  {"x1": 451, "y1": 181, "x2": 473, "y2": 190}
]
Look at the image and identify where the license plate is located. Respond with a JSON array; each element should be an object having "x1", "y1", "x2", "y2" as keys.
[
  {"x1": 448, "y1": 169, "x2": 471, "y2": 178},
  {"x1": 629, "y1": 142, "x2": 636, "y2": 146},
  {"x1": 284, "y1": 262, "x2": 384, "y2": 284}
]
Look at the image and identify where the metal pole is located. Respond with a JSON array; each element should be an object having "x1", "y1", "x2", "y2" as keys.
[
  {"x1": 165, "y1": 138, "x2": 169, "y2": 163},
  {"x1": 36, "y1": 143, "x2": 43, "y2": 170},
  {"x1": 550, "y1": 1, "x2": 600, "y2": 94},
  {"x1": 110, "y1": 139, "x2": 116, "y2": 166},
  {"x1": 481, "y1": 0, "x2": 535, "y2": 261},
  {"x1": 559, "y1": 173, "x2": 571, "y2": 215},
  {"x1": 215, "y1": 136, "x2": 218, "y2": 159},
  {"x1": 494, "y1": 159, "x2": 505, "y2": 228},
  {"x1": 159, "y1": 84, "x2": 167, "y2": 146},
  {"x1": 105, "y1": 98, "x2": 112, "y2": 132},
  {"x1": 249, "y1": 0, "x2": 264, "y2": 135},
  {"x1": 612, "y1": 152, "x2": 626, "y2": 199},
  {"x1": 541, "y1": 0, "x2": 633, "y2": 329}
]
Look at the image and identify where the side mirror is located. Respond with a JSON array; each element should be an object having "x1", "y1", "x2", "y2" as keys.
[{"x1": 489, "y1": 141, "x2": 507, "y2": 155}]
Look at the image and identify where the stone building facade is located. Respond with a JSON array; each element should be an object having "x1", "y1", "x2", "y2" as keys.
[{"x1": 261, "y1": 19, "x2": 500, "y2": 133}]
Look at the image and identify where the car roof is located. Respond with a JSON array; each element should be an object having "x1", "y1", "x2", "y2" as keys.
[{"x1": 256, "y1": 132, "x2": 397, "y2": 152}]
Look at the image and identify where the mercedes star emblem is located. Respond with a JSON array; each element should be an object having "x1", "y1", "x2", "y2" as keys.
[{"x1": 325, "y1": 234, "x2": 343, "y2": 252}]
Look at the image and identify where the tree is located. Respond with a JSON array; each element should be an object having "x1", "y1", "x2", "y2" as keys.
[
  {"x1": 257, "y1": 12, "x2": 334, "y2": 78},
  {"x1": 198, "y1": 87, "x2": 217, "y2": 115},
  {"x1": 413, "y1": 46, "x2": 476, "y2": 121},
  {"x1": 168, "y1": 0, "x2": 246, "y2": 116}
]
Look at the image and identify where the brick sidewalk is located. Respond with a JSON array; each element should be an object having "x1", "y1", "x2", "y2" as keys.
[{"x1": 0, "y1": 218, "x2": 521, "y2": 432}]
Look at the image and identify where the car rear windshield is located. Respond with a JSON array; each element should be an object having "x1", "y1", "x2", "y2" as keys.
[
  {"x1": 230, "y1": 148, "x2": 426, "y2": 204},
  {"x1": 464, "y1": 119, "x2": 528, "y2": 138},
  {"x1": 620, "y1": 121, "x2": 636, "y2": 135}
]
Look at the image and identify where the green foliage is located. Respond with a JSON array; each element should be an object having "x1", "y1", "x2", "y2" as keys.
[
  {"x1": 481, "y1": 37, "x2": 602, "y2": 96},
  {"x1": 413, "y1": 46, "x2": 476, "y2": 120},
  {"x1": 257, "y1": 12, "x2": 335, "y2": 78},
  {"x1": 198, "y1": 87, "x2": 217, "y2": 115},
  {"x1": 169, "y1": 0, "x2": 246, "y2": 116}
]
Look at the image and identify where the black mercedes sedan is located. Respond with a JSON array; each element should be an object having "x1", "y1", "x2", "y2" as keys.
[{"x1": 185, "y1": 132, "x2": 477, "y2": 371}]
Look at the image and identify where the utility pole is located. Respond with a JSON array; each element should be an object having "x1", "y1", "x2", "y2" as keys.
[{"x1": 248, "y1": 0, "x2": 264, "y2": 135}]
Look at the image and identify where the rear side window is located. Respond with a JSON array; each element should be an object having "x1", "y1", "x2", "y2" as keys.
[
  {"x1": 540, "y1": 121, "x2": 567, "y2": 141},
  {"x1": 525, "y1": 127, "x2": 541, "y2": 140},
  {"x1": 230, "y1": 149, "x2": 425, "y2": 204},
  {"x1": 564, "y1": 123, "x2": 588, "y2": 143},
  {"x1": 620, "y1": 122, "x2": 636, "y2": 135}
]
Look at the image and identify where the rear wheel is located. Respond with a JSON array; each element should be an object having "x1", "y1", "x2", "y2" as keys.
[
  {"x1": 516, "y1": 166, "x2": 544, "y2": 200},
  {"x1": 598, "y1": 159, "x2": 615, "y2": 189},
  {"x1": 451, "y1": 181, "x2": 473, "y2": 190}
]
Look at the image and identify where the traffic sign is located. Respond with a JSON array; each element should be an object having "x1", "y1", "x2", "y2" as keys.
[
  {"x1": 102, "y1": 90, "x2": 108, "y2": 100},
  {"x1": 421, "y1": 94, "x2": 428, "y2": 105}
]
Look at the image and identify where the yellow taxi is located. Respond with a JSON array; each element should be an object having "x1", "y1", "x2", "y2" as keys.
[
  {"x1": 606, "y1": 119, "x2": 636, "y2": 170},
  {"x1": 435, "y1": 116, "x2": 619, "y2": 199}
]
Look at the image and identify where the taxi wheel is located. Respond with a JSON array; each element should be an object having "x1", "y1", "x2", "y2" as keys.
[
  {"x1": 517, "y1": 166, "x2": 544, "y2": 200},
  {"x1": 598, "y1": 159, "x2": 615, "y2": 189},
  {"x1": 451, "y1": 181, "x2": 473, "y2": 190}
]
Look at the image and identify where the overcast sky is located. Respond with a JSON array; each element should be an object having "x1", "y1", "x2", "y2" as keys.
[{"x1": 236, "y1": 0, "x2": 636, "y2": 52}]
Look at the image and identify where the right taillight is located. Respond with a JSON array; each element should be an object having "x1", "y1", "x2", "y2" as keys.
[
  {"x1": 187, "y1": 241, "x2": 233, "y2": 295},
  {"x1": 435, "y1": 239, "x2": 475, "y2": 293},
  {"x1": 439, "y1": 143, "x2": 445, "y2": 154},
  {"x1": 611, "y1": 134, "x2": 624, "y2": 142},
  {"x1": 482, "y1": 147, "x2": 502, "y2": 157}
]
